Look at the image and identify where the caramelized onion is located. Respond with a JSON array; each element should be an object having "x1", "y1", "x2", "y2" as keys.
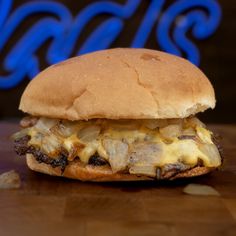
[
  {"x1": 196, "y1": 126, "x2": 213, "y2": 144},
  {"x1": 182, "y1": 127, "x2": 196, "y2": 136},
  {"x1": 50, "y1": 122, "x2": 75, "y2": 138},
  {"x1": 20, "y1": 116, "x2": 38, "y2": 128},
  {"x1": 41, "y1": 134, "x2": 61, "y2": 155},
  {"x1": 0, "y1": 170, "x2": 21, "y2": 189},
  {"x1": 187, "y1": 117, "x2": 206, "y2": 128},
  {"x1": 129, "y1": 142, "x2": 162, "y2": 166},
  {"x1": 183, "y1": 184, "x2": 220, "y2": 196},
  {"x1": 103, "y1": 139, "x2": 128, "y2": 172},
  {"x1": 159, "y1": 124, "x2": 182, "y2": 139},
  {"x1": 59, "y1": 121, "x2": 80, "y2": 137},
  {"x1": 77, "y1": 125, "x2": 101, "y2": 142},
  {"x1": 35, "y1": 118, "x2": 58, "y2": 133},
  {"x1": 199, "y1": 143, "x2": 221, "y2": 166},
  {"x1": 11, "y1": 128, "x2": 30, "y2": 140},
  {"x1": 29, "y1": 132, "x2": 43, "y2": 146}
]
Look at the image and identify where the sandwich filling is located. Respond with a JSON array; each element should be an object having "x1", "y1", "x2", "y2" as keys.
[{"x1": 13, "y1": 116, "x2": 222, "y2": 179}]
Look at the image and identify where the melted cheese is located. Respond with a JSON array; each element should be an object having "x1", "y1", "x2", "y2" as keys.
[
  {"x1": 161, "y1": 139, "x2": 211, "y2": 167},
  {"x1": 78, "y1": 141, "x2": 98, "y2": 163},
  {"x1": 26, "y1": 118, "x2": 221, "y2": 172},
  {"x1": 103, "y1": 128, "x2": 147, "y2": 144},
  {"x1": 63, "y1": 134, "x2": 78, "y2": 150}
]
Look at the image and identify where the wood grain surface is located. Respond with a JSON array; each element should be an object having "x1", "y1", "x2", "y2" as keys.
[{"x1": 0, "y1": 122, "x2": 236, "y2": 236}]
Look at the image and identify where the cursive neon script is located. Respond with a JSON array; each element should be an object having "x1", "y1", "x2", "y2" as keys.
[{"x1": 0, "y1": 0, "x2": 221, "y2": 89}]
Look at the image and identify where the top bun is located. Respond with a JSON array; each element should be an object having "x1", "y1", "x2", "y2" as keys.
[{"x1": 19, "y1": 48, "x2": 215, "y2": 120}]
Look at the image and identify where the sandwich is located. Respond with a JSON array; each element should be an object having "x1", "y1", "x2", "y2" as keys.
[{"x1": 13, "y1": 48, "x2": 222, "y2": 181}]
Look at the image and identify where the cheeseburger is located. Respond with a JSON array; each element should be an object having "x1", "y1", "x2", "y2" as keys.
[{"x1": 13, "y1": 48, "x2": 222, "y2": 181}]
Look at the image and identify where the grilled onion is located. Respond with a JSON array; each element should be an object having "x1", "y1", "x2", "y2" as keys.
[
  {"x1": 199, "y1": 143, "x2": 221, "y2": 166},
  {"x1": 182, "y1": 127, "x2": 196, "y2": 136},
  {"x1": 34, "y1": 118, "x2": 58, "y2": 134},
  {"x1": 183, "y1": 184, "x2": 220, "y2": 196},
  {"x1": 129, "y1": 142, "x2": 162, "y2": 166},
  {"x1": 50, "y1": 122, "x2": 73, "y2": 138},
  {"x1": 103, "y1": 139, "x2": 128, "y2": 172},
  {"x1": 77, "y1": 125, "x2": 101, "y2": 142},
  {"x1": 159, "y1": 124, "x2": 182, "y2": 139},
  {"x1": 41, "y1": 134, "x2": 62, "y2": 155},
  {"x1": 11, "y1": 128, "x2": 30, "y2": 140},
  {"x1": 196, "y1": 126, "x2": 213, "y2": 144},
  {"x1": 58, "y1": 121, "x2": 80, "y2": 137},
  {"x1": 28, "y1": 132, "x2": 43, "y2": 146},
  {"x1": 187, "y1": 117, "x2": 206, "y2": 128}
]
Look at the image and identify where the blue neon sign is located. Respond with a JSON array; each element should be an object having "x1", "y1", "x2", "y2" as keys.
[{"x1": 0, "y1": 0, "x2": 221, "y2": 89}]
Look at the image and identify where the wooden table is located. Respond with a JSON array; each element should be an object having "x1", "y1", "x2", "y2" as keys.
[{"x1": 0, "y1": 122, "x2": 236, "y2": 236}]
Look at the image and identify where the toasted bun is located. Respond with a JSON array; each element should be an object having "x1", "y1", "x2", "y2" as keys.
[
  {"x1": 26, "y1": 154, "x2": 214, "y2": 181},
  {"x1": 20, "y1": 48, "x2": 215, "y2": 120}
]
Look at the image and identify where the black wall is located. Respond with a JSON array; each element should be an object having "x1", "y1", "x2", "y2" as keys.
[{"x1": 0, "y1": 0, "x2": 235, "y2": 123}]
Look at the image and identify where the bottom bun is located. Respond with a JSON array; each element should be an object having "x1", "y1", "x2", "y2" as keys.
[{"x1": 26, "y1": 154, "x2": 214, "y2": 181}]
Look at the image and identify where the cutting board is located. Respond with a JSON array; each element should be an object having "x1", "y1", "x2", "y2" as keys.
[{"x1": 0, "y1": 122, "x2": 236, "y2": 236}]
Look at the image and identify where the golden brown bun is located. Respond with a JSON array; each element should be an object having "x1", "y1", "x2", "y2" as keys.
[
  {"x1": 20, "y1": 48, "x2": 215, "y2": 120},
  {"x1": 26, "y1": 154, "x2": 214, "y2": 181}
]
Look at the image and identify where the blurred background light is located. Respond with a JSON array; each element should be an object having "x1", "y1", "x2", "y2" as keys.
[{"x1": 0, "y1": 0, "x2": 221, "y2": 89}]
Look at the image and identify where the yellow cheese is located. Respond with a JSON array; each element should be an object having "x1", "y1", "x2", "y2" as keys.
[
  {"x1": 78, "y1": 141, "x2": 98, "y2": 163},
  {"x1": 103, "y1": 128, "x2": 147, "y2": 144},
  {"x1": 63, "y1": 134, "x2": 79, "y2": 151},
  {"x1": 28, "y1": 129, "x2": 42, "y2": 146},
  {"x1": 97, "y1": 141, "x2": 108, "y2": 160},
  {"x1": 26, "y1": 118, "x2": 221, "y2": 169},
  {"x1": 161, "y1": 139, "x2": 212, "y2": 167}
]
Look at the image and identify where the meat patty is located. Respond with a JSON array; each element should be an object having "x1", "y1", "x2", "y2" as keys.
[
  {"x1": 33, "y1": 149, "x2": 68, "y2": 172},
  {"x1": 14, "y1": 135, "x2": 31, "y2": 155},
  {"x1": 88, "y1": 153, "x2": 108, "y2": 166},
  {"x1": 14, "y1": 136, "x2": 107, "y2": 171},
  {"x1": 14, "y1": 136, "x2": 68, "y2": 171}
]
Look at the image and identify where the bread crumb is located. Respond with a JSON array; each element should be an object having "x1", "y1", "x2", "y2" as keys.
[
  {"x1": 183, "y1": 183, "x2": 220, "y2": 196},
  {"x1": 0, "y1": 170, "x2": 21, "y2": 189}
]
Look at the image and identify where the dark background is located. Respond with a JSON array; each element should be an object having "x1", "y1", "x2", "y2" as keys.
[{"x1": 0, "y1": 0, "x2": 235, "y2": 123}]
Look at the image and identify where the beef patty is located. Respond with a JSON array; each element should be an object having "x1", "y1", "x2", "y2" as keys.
[{"x1": 14, "y1": 135, "x2": 108, "y2": 172}]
